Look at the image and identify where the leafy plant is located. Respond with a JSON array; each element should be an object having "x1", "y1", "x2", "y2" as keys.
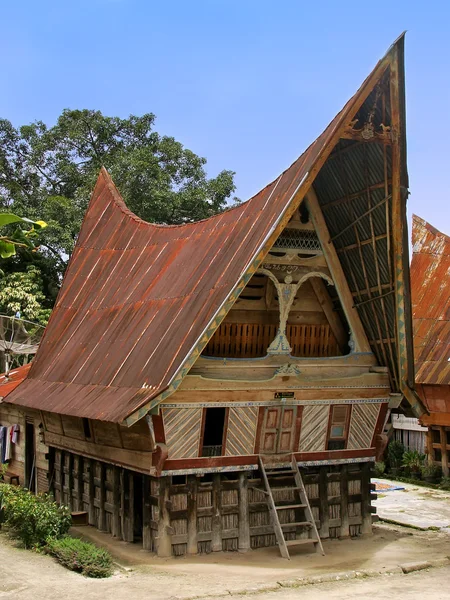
[
  {"x1": 0, "y1": 265, "x2": 51, "y2": 324},
  {"x1": 46, "y1": 536, "x2": 113, "y2": 578},
  {"x1": 0, "y1": 484, "x2": 71, "y2": 548},
  {"x1": 387, "y1": 440, "x2": 405, "y2": 471},
  {"x1": 0, "y1": 213, "x2": 47, "y2": 259},
  {"x1": 421, "y1": 463, "x2": 442, "y2": 480},
  {"x1": 402, "y1": 450, "x2": 426, "y2": 475},
  {"x1": 440, "y1": 476, "x2": 450, "y2": 491},
  {"x1": 374, "y1": 461, "x2": 386, "y2": 477}
]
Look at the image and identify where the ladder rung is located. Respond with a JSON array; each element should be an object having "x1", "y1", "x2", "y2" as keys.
[
  {"x1": 275, "y1": 503, "x2": 306, "y2": 510},
  {"x1": 271, "y1": 486, "x2": 301, "y2": 492},
  {"x1": 285, "y1": 538, "x2": 318, "y2": 547},
  {"x1": 280, "y1": 521, "x2": 312, "y2": 528},
  {"x1": 266, "y1": 469, "x2": 295, "y2": 475}
]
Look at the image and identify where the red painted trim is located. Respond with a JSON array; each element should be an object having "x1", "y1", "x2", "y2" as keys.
[
  {"x1": 164, "y1": 448, "x2": 376, "y2": 471},
  {"x1": 222, "y1": 407, "x2": 230, "y2": 456},
  {"x1": 371, "y1": 402, "x2": 389, "y2": 447},
  {"x1": 253, "y1": 406, "x2": 265, "y2": 454},
  {"x1": 198, "y1": 408, "x2": 207, "y2": 457},
  {"x1": 293, "y1": 405, "x2": 303, "y2": 452},
  {"x1": 152, "y1": 414, "x2": 166, "y2": 444}
]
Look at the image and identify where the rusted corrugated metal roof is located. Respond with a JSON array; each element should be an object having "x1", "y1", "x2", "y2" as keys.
[
  {"x1": 0, "y1": 363, "x2": 32, "y2": 399},
  {"x1": 6, "y1": 36, "x2": 411, "y2": 423},
  {"x1": 411, "y1": 215, "x2": 450, "y2": 386}
]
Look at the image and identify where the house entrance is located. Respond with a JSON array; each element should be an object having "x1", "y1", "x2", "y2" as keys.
[{"x1": 260, "y1": 406, "x2": 298, "y2": 454}]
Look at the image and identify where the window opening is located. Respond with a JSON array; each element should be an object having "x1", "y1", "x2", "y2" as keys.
[
  {"x1": 327, "y1": 405, "x2": 350, "y2": 451},
  {"x1": 201, "y1": 408, "x2": 226, "y2": 457},
  {"x1": 82, "y1": 418, "x2": 92, "y2": 439}
]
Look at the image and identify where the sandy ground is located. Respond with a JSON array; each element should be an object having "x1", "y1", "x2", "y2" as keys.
[
  {"x1": 1, "y1": 523, "x2": 449, "y2": 600},
  {"x1": 374, "y1": 478, "x2": 450, "y2": 530},
  {"x1": 1, "y1": 482, "x2": 449, "y2": 600}
]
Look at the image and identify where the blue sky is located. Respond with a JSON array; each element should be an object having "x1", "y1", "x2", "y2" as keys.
[{"x1": 2, "y1": 0, "x2": 449, "y2": 236}]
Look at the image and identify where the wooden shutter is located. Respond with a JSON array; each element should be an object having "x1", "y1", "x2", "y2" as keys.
[{"x1": 329, "y1": 405, "x2": 349, "y2": 439}]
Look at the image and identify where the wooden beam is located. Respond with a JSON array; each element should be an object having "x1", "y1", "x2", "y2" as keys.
[
  {"x1": 330, "y1": 196, "x2": 390, "y2": 243},
  {"x1": 318, "y1": 467, "x2": 329, "y2": 538},
  {"x1": 157, "y1": 478, "x2": 172, "y2": 557},
  {"x1": 211, "y1": 474, "x2": 222, "y2": 552},
  {"x1": 142, "y1": 474, "x2": 152, "y2": 551},
  {"x1": 322, "y1": 181, "x2": 390, "y2": 209},
  {"x1": 187, "y1": 474, "x2": 198, "y2": 554},
  {"x1": 306, "y1": 188, "x2": 371, "y2": 353},
  {"x1": 310, "y1": 277, "x2": 348, "y2": 352},
  {"x1": 112, "y1": 466, "x2": 121, "y2": 538},
  {"x1": 440, "y1": 427, "x2": 449, "y2": 477},
  {"x1": 340, "y1": 465, "x2": 350, "y2": 537},
  {"x1": 238, "y1": 472, "x2": 250, "y2": 552}
]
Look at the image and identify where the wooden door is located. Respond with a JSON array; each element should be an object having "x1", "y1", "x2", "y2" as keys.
[{"x1": 260, "y1": 406, "x2": 297, "y2": 454}]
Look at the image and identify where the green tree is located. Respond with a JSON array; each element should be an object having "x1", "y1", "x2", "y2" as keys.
[
  {"x1": 0, "y1": 265, "x2": 51, "y2": 325},
  {"x1": 0, "y1": 111, "x2": 238, "y2": 305}
]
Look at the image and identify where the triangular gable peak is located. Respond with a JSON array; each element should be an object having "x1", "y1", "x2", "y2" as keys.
[{"x1": 6, "y1": 33, "x2": 424, "y2": 423}]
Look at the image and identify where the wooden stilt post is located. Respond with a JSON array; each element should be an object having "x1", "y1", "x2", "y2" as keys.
[
  {"x1": 98, "y1": 462, "x2": 107, "y2": 532},
  {"x1": 142, "y1": 474, "x2": 152, "y2": 551},
  {"x1": 111, "y1": 466, "x2": 121, "y2": 538},
  {"x1": 318, "y1": 467, "x2": 329, "y2": 538},
  {"x1": 211, "y1": 474, "x2": 222, "y2": 552},
  {"x1": 157, "y1": 477, "x2": 172, "y2": 557},
  {"x1": 67, "y1": 453, "x2": 74, "y2": 512},
  {"x1": 440, "y1": 427, "x2": 449, "y2": 477},
  {"x1": 426, "y1": 428, "x2": 435, "y2": 464},
  {"x1": 339, "y1": 465, "x2": 349, "y2": 538},
  {"x1": 361, "y1": 462, "x2": 373, "y2": 534},
  {"x1": 88, "y1": 459, "x2": 95, "y2": 526},
  {"x1": 187, "y1": 475, "x2": 198, "y2": 555},
  {"x1": 76, "y1": 455, "x2": 83, "y2": 511},
  {"x1": 238, "y1": 472, "x2": 250, "y2": 552}
]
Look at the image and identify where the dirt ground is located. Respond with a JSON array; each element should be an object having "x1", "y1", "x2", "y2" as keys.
[{"x1": 1, "y1": 523, "x2": 449, "y2": 600}]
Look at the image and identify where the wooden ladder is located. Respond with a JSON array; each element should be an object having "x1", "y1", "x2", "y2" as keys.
[{"x1": 259, "y1": 455, "x2": 325, "y2": 559}]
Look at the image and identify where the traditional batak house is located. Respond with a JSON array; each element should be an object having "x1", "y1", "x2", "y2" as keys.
[
  {"x1": 0, "y1": 34, "x2": 426, "y2": 558},
  {"x1": 411, "y1": 216, "x2": 450, "y2": 476}
]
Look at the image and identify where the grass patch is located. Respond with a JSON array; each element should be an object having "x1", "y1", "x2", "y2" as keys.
[{"x1": 46, "y1": 536, "x2": 113, "y2": 578}]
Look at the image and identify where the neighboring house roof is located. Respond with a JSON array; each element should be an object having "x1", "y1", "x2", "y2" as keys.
[
  {"x1": 5, "y1": 35, "x2": 418, "y2": 423},
  {"x1": 411, "y1": 215, "x2": 450, "y2": 386},
  {"x1": 0, "y1": 363, "x2": 32, "y2": 399}
]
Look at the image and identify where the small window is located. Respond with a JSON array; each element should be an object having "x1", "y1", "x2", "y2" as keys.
[
  {"x1": 172, "y1": 475, "x2": 187, "y2": 486},
  {"x1": 201, "y1": 408, "x2": 226, "y2": 457},
  {"x1": 327, "y1": 405, "x2": 350, "y2": 451},
  {"x1": 82, "y1": 418, "x2": 92, "y2": 440}
]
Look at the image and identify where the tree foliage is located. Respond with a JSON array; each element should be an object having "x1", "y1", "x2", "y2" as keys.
[
  {"x1": 0, "y1": 265, "x2": 51, "y2": 324},
  {"x1": 0, "y1": 110, "x2": 237, "y2": 310}
]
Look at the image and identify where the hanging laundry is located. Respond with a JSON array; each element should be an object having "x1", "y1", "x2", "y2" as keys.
[
  {"x1": 0, "y1": 426, "x2": 7, "y2": 464},
  {"x1": 10, "y1": 424, "x2": 19, "y2": 444},
  {"x1": 4, "y1": 426, "x2": 12, "y2": 461}
]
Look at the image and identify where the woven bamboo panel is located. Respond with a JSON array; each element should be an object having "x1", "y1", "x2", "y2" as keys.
[
  {"x1": 347, "y1": 403, "x2": 380, "y2": 449},
  {"x1": 299, "y1": 404, "x2": 329, "y2": 452},
  {"x1": 203, "y1": 322, "x2": 340, "y2": 358},
  {"x1": 225, "y1": 407, "x2": 259, "y2": 456},
  {"x1": 162, "y1": 408, "x2": 202, "y2": 459}
]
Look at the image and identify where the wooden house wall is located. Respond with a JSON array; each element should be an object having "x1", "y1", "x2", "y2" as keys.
[
  {"x1": 0, "y1": 404, "x2": 48, "y2": 492},
  {"x1": 160, "y1": 401, "x2": 385, "y2": 461},
  {"x1": 42, "y1": 412, "x2": 154, "y2": 474}
]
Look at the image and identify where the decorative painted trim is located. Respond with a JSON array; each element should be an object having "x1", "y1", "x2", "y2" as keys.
[
  {"x1": 162, "y1": 398, "x2": 389, "y2": 409},
  {"x1": 160, "y1": 456, "x2": 375, "y2": 476},
  {"x1": 161, "y1": 464, "x2": 259, "y2": 476}
]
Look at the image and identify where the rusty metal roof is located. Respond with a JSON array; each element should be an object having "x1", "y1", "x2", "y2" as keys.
[
  {"x1": 411, "y1": 215, "x2": 450, "y2": 386},
  {"x1": 0, "y1": 363, "x2": 32, "y2": 399},
  {"x1": 6, "y1": 36, "x2": 413, "y2": 423}
]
